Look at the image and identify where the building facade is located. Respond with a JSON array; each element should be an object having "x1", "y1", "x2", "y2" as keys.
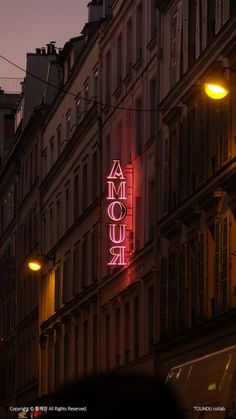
[
  {"x1": 1, "y1": 0, "x2": 236, "y2": 416},
  {"x1": 155, "y1": 0, "x2": 236, "y2": 413}
]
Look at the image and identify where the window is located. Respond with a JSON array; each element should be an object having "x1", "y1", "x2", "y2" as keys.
[
  {"x1": 57, "y1": 125, "x2": 61, "y2": 156},
  {"x1": 29, "y1": 152, "x2": 33, "y2": 186},
  {"x1": 76, "y1": 94, "x2": 81, "y2": 124},
  {"x1": 115, "y1": 308, "x2": 120, "y2": 367},
  {"x1": 92, "y1": 150, "x2": 98, "y2": 200},
  {"x1": 73, "y1": 241, "x2": 80, "y2": 295},
  {"x1": 55, "y1": 328, "x2": 62, "y2": 387},
  {"x1": 62, "y1": 252, "x2": 71, "y2": 304},
  {"x1": 84, "y1": 81, "x2": 89, "y2": 112},
  {"x1": 148, "y1": 180, "x2": 155, "y2": 240},
  {"x1": 93, "y1": 68, "x2": 98, "y2": 98},
  {"x1": 34, "y1": 142, "x2": 38, "y2": 179},
  {"x1": 124, "y1": 302, "x2": 130, "y2": 362},
  {"x1": 149, "y1": 78, "x2": 156, "y2": 138},
  {"x1": 135, "y1": 98, "x2": 142, "y2": 154},
  {"x1": 126, "y1": 18, "x2": 132, "y2": 74},
  {"x1": 105, "y1": 50, "x2": 111, "y2": 104},
  {"x1": 83, "y1": 320, "x2": 88, "y2": 375},
  {"x1": 74, "y1": 172, "x2": 80, "y2": 221},
  {"x1": 56, "y1": 197, "x2": 61, "y2": 240},
  {"x1": 150, "y1": 0, "x2": 157, "y2": 41},
  {"x1": 75, "y1": 326, "x2": 80, "y2": 377},
  {"x1": 105, "y1": 135, "x2": 110, "y2": 178},
  {"x1": 133, "y1": 296, "x2": 139, "y2": 359},
  {"x1": 105, "y1": 314, "x2": 110, "y2": 370},
  {"x1": 65, "y1": 186, "x2": 70, "y2": 231},
  {"x1": 66, "y1": 111, "x2": 71, "y2": 141},
  {"x1": 81, "y1": 234, "x2": 89, "y2": 288},
  {"x1": 147, "y1": 286, "x2": 154, "y2": 352},
  {"x1": 91, "y1": 225, "x2": 98, "y2": 282},
  {"x1": 116, "y1": 33, "x2": 122, "y2": 87},
  {"x1": 93, "y1": 315, "x2": 98, "y2": 372},
  {"x1": 136, "y1": 3, "x2": 142, "y2": 60},
  {"x1": 49, "y1": 205, "x2": 54, "y2": 247},
  {"x1": 135, "y1": 197, "x2": 142, "y2": 251},
  {"x1": 49, "y1": 137, "x2": 54, "y2": 167},
  {"x1": 55, "y1": 266, "x2": 62, "y2": 311},
  {"x1": 82, "y1": 162, "x2": 88, "y2": 211},
  {"x1": 170, "y1": 6, "x2": 178, "y2": 85}
]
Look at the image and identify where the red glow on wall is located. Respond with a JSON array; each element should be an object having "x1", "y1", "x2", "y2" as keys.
[{"x1": 107, "y1": 160, "x2": 133, "y2": 266}]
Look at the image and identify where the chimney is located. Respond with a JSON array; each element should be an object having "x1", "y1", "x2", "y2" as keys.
[
  {"x1": 88, "y1": 0, "x2": 103, "y2": 22},
  {"x1": 35, "y1": 48, "x2": 41, "y2": 54},
  {"x1": 41, "y1": 47, "x2": 46, "y2": 54}
]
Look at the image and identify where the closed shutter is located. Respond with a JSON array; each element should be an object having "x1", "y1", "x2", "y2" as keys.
[
  {"x1": 214, "y1": 218, "x2": 221, "y2": 314},
  {"x1": 222, "y1": 0, "x2": 230, "y2": 24},
  {"x1": 182, "y1": 0, "x2": 188, "y2": 72},
  {"x1": 221, "y1": 215, "x2": 229, "y2": 311},
  {"x1": 195, "y1": 0, "x2": 200, "y2": 58},
  {"x1": 221, "y1": 98, "x2": 230, "y2": 163},
  {"x1": 176, "y1": 1, "x2": 183, "y2": 81},
  {"x1": 160, "y1": 257, "x2": 168, "y2": 337},
  {"x1": 162, "y1": 127, "x2": 169, "y2": 215},
  {"x1": 201, "y1": 0, "x2": 207, "y2": 50},
  {"x1": 215, "y1": 0, "x2": 222, "y2": 33},
  {"x1": 199, "y1": 233, "x2": 206, "y2": 319},
  {"x1": 55, "y1": 266, "x2": 61, "y2": 311},
  {"x1": 199, "y1": 97, "x2": 208, "y2": 183},
  {"x1": 179, "y1": 245, "x2": 187, "y2": 330}
]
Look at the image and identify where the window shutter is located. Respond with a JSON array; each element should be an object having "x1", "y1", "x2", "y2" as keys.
[
  {"x1": 160, "y1": 257, "x2": 168, "y2": 338},
  {"x1": 199, "y1": 98, "x2": 208, "y2": 183},
  {"x1": 180, "y1": 113, "x2": 188, "y2": 200},
  {"x1": 221, "y1": 215, "x2": 229, "y2": 311},
  {"x1": 162, "y1": 127, "x2": 169, "y2": 215},
  {"x1": 221, "y1": 98, "x2": 230, "y2": 163},
  {"x1": 214, "y1": 218, "x2": 221, "y2": 314},
  {"x1": 195, "y1": 0, "x2": 200, "y2": 58},
  {"x1": 201, "y1": 0, "x2": 207, "y2": 50},
  {"x1": 215, "y1": 0, "x2": 222, "y2": 33},
  {"x1": 199, "y1": 233, "x2": 206, "y2": 319},
  {"x1": 176, "y1": 1, "x2": 183, "y2": 81},
  {"x1": 222, "y1": 0, "x2": 230, "y2": 24},
  {"x1": 182, "y1": 0, "x2": 188, "y2": 72},
  {"x1": 179, "y1": 245, "x2": 187, "y2": 330}
]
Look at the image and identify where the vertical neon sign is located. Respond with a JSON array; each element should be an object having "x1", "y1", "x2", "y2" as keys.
[{"x1": 107, "y1": 160, "x2": 127, "y2": 266}]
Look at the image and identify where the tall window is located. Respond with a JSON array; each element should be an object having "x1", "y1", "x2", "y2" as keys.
[
  {"x1": 57, "y1": 125, "x2": 61, "y2": 157},
  {"x1": 170, "y1": 6, "x2": 178, "y2": 86},
  {"x1": 136, "y1": 3, "x2": 142, "y2": 61},
  {"x1": 56, "y1": 197, "x2": 60, "y2": 240},
  {"x1": 147, "y1": 286, "x2": 154, "y2": 352},
  {"x1": 124, "y1": 302, "x2": 130, "y2": 362},
  {"x1": 50, "y1": 137, "x2": 54, "y2": 167},
  {"x1": 54, "y1": 265, "x2": 61, "y2": 311},
  {"x1": 66, "y1": 111, "x2": 71, "y2": 141},
  {"x1": 92, "y1": 150, "x2": 98, "y2": 200},
  {"x1": 133, "y1": 296, "x2": 139, "y2": 359},
  {"x1": 82, "y1": 162, "x2": 88, "y2": 211},
  {"x1": 74, "y1": 172, "x2": 80, "y2": 221},
  {"x1": 116, "y1": 33, "x2": 122, "y2": 87},
  {"x1": 149, "y1": 78, "x2": 156, "y2": 138},
  {"x1": 91, "y1": 226, "x2": 98, "y2": 282},
  {"x1": 148, "y1": 180, "x2": 155, "y2": 240},
  {"x1": 93, "y1": 315, "x2": 98, "y2": 372},
  {"x1": 135, "y1": 98, "x2": 142, "y2": 154},
  {"x1": 150, "y1": 0, "x2": 157, "y2": 41},
  {"x1": 84, "y1": 80, "x2": 89, "y2": 112},
  {"x1": 105, "y1": 50, "x2": 111, "y2": 104},
  {"x1": 65, "y1": 186, "x2": 70, "y2": 231},
  {"x1": 93, "y1": 68, "x2": 98, "y2": 98},
  {"x1": 73, "y1": 241, "x2": 80, "y2": 296},
  {"x1": 81, "y1": 234, "x2": 89, "y2": 289},
  {"x1": 83, "y1": 320, "x2": 88, "y2": 375},
  {"x1": 105, "y1": 314, "x2": 110, "y2": 370},
  {"x1": 62, "y1": 252, "x2": 71, "y2": 304},
  {"x1": 126, "y1": 18, "x2": 132, "y2": 74},
  {"x1": 55, "y1": 328, "x2": 61, "y2": 388},
  {"x1": 115, "y1": 308, "x2": 120, "y2": 367},
  {"x1": 75, "y1": 326, "x2": 80, "y2": 377},
  {"x1": 76, "y1": 94, "x2": 81, "y2": 123},
  {"x1": 49, "y1": 205, "x2": 54, "y2": 247}
]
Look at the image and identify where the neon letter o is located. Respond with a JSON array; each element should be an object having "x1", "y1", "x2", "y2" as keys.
[{"x1": 107, "y1": 201, "x2": 127, "y2": 221}]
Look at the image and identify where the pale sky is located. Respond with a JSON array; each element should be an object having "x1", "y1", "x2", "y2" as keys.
[{"x1": 0, "y1": 0, "x2": 89, "y2": 78}]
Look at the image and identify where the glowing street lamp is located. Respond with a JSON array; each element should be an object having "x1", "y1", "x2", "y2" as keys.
[
  {"x1": 28, "y1": 260, "x2": 42, "y2": 271},
  {"x1": 204, "y1": 74, "x2": 229, "y2": 100},
  {"x1": 28, "y1": 254, "x2": 55, "y2": 271}
]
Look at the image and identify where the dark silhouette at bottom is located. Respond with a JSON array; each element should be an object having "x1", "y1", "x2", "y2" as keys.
[{"x1": 43, "y1": 373, "x2": 185, "y2": 419}]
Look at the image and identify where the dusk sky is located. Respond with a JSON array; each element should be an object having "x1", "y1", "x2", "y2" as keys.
[{"x1": 0, "y1": 0, "x2": 88, "y2": 78}]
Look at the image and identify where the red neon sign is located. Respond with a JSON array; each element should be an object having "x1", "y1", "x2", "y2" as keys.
[{"x1": 107, "y1": 160, "x2": 127, "y2": 266}]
